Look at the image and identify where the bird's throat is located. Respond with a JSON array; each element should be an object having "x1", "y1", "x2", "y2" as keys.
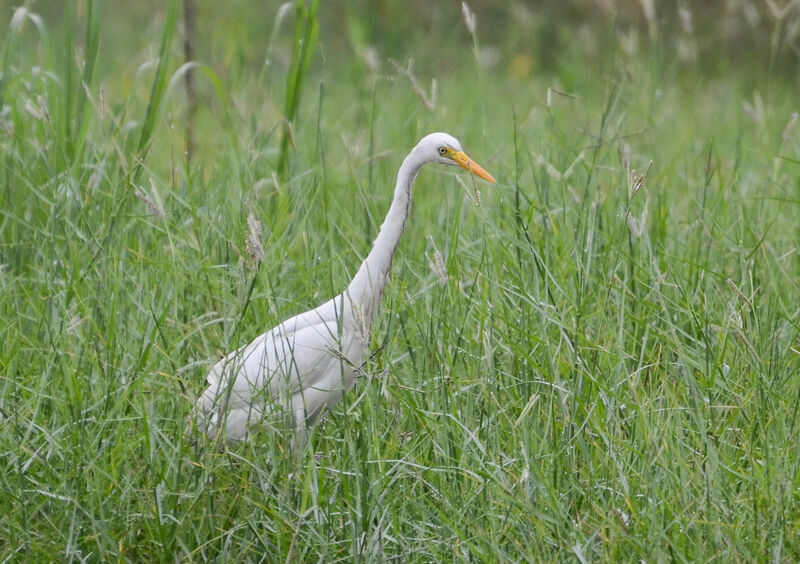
[{"x1": 346, "y1": 156, "x2": 419, "y2": 327}]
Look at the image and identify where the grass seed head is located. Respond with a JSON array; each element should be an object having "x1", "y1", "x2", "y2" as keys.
[
  {"x1": 782, "y1": 111, "x2": 798, "y2": 141},
  {"x1": 461, "y1": 2, "x2": 476, "y2": 35},
  {"x1": 246, "y1": 213, "x2": 264, "y2": 264}
]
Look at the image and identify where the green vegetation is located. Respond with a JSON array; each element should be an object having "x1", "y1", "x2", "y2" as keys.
[{"x1": 1, "y1": 1, "x2": 800, "y2": 561}]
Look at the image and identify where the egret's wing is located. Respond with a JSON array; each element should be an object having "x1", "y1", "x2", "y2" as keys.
[
  {"x1": 203, "y1": 294, "x2": 349, "y2": 393},
  {"x1": 195, "y1": 294, "x2": 359, "y2": 439}
]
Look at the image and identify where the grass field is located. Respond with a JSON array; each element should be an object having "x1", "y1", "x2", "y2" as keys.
[{"x1": 2, "y1": 1, "x2": 800, "y2": 561}]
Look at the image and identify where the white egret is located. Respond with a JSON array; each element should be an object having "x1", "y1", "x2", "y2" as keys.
[{"x1": 193, "y1": 132, "x2": 495, "y2": 441}]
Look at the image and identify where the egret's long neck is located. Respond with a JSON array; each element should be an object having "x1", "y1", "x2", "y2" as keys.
[{"x1": 347, "y1": 151, "x2": 422, "y2": 324}]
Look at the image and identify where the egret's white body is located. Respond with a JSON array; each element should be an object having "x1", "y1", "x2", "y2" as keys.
[{"x1": 194, "y1": 132, "x2": 495, "y2": 441}]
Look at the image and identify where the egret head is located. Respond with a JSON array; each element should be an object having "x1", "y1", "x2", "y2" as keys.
[{"x1": 414, "y1": 132, "x2": 496, "y2": 183}]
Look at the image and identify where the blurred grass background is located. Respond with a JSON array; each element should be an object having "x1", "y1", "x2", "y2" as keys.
[{"x1": 1, "y1": 0, "x2": 800, "y2": 561}]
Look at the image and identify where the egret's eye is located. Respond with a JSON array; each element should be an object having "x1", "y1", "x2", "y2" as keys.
[{"x1": 438, "y1": 146, "x2": 447, "y2": 155}]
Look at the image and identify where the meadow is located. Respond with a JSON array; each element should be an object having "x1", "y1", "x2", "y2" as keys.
[{"x1": 2, "y1": 1, "x2": 800, "y2": 561}]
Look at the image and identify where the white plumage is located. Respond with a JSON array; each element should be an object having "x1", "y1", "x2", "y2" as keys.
[{"x1": 193, "y1": 132, "x2": 495, "y2": 441}]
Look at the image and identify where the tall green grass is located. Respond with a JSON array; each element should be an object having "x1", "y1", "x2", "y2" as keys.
[{"x1": 1, "y1": 3, "x2": 800, "y2": 561}]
